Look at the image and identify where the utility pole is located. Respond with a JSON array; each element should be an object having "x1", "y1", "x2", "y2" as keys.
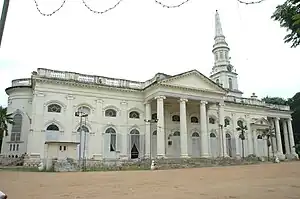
[
  {"x1": 0, "y1": 0, "x2": 10, "y2": 47},
  {"x1": 75, "y1": 109, "x2": 88, "y2": 171}
]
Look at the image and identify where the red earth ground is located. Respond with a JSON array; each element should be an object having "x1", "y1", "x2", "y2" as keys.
[{"x1": 1, "y1": 162, "x2": 300, "y2": 199}]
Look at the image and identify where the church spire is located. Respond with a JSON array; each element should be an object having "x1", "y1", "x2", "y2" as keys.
[
  {"x1": 212, "y1": 10, "x2": 230, "y2": 67},
  {"x1": 215, "y1": 10, "x2": 224, "y2": 38}
]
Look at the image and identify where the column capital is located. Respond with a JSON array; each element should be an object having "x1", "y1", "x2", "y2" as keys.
[
  {"x1": 179, "y1": 98, "x2": 188, "y2": 103},
  {"x1": 274, "y1": 117, "x2": 280, "y2": 121},
  {"x1": 155, "y1": 96, "x2": 166, "y2": 100},
  {"x1": 200, "y1": 100, "x2": 208, "y2": 105},
  {"x1": 287, "y1": 117, "x2": 293, "y2": 121}
]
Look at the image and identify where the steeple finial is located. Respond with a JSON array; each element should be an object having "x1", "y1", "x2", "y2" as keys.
[{"x1": 215, "y1": 10, "x2": 224, "y2": 37}]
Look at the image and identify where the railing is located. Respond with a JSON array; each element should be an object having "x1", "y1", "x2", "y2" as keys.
[
  {"x1": 11, "y1": 78, "x2": 32, "y2": 87},
  {"x1": 45, "y1": 131, "x2": 79, "y2": 143},
  {"x1": 225, "y1": 96, "x2": 290, "y2": 111},
  {"x1": 36, "y1": 68, "x2": 157, "y2": 90}
]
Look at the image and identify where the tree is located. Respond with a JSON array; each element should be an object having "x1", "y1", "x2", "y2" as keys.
[
  {"x1": 271, "y1": 0, "x2": 300, "y2": 48},
  {"x1": 236, "y1": 122, "x2": 248, "y2": 159},
  {"x1": 262, "y1": 96, "x2": 288, "y2": 105},
  {"x1": 288, "y1": 92, "x2": 300, "y2": 153},
  {"x1": 0, "y1": 106, "x2": 14, "y2": 153},
  {"x1": 261, "y1": 126, "x2": 276, "y2": 161}
]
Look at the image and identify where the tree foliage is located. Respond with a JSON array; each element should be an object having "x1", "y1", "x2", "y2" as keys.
[
  {"x1": 271, "y1": 0, "x2": 300, "y2": 48},
  {"x1": 0, "y1": 106, "x2": 14, "y2": 153},
  {"x1": 262, "y1": 96, "x2": 288, "y2": 105}
]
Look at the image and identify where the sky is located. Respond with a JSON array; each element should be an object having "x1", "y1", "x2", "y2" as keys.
[{"x1": 0, "y1": 0, "x2": 299, "y2": 106}]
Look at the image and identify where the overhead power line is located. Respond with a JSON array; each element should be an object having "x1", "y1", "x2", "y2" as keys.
[
  {"x1": 237, "y1": 0, "x2": 266, "y2": 5},
  {"x1": 154, "y1": 0, "x2": 191, "y2": 8}
]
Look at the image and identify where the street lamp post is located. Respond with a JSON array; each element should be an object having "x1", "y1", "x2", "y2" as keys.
[
  {"x1": 75, "y1": 110, "x2": 88, "y2": 171},
  {"x1": 0, "y1": 0, "x2": 10, "y2": 47},
  {"x1": 219, "y1": 124, "x2": 225, "y2": 158}
]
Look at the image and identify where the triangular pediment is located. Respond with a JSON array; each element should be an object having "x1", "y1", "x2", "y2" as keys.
[
  {"x1": 159, "y1": 70, "x2": 226, "y2": 94},
  {"x1": 251, "y1": 118, "x2": 270, "y2": 126}
]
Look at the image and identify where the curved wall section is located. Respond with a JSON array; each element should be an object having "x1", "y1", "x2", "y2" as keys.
[{"x1": 1, "y1": 82, "x2": 33, "y2": 158}]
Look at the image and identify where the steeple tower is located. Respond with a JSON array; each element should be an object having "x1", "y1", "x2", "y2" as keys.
[{"x1": 210, "y1": 10, "x2": 242, "y2": 97}]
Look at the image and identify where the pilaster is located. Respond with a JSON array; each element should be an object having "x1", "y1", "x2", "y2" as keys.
[
  {"x1": 218, "y1": 102, "x2": 228, "y2": 157},
  {"x1": 144, "y1": 102, "x2": 151, "y2": 158},
  {"x1": 120, "y1": 101, "x2": 128, "y2": 159}
]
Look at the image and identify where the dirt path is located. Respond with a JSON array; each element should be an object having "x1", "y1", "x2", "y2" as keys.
[{"x1": 1, "y1": 162, "x2": 300, "y2": 199}]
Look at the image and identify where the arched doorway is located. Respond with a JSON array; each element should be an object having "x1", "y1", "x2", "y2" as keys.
[
  {"x1": 226, "y1": 133, "x2": 232, "y2": 157},
  {"x1": 130, "y1": 129, "x2": 140, "y2": 159},
  {"x1": 191, "y1": 132, "x2": 200, "y2": 157},
  {"x1": 210, "y1": 132, "x2": 218, "y2": 157},
  {"x1": 257, "y1": 134, "x2": 267, "y2": 157},
  {"x1": 172, "y1": 131, "x2": 180, "y2": 158},
  {"x1": 151, "y1": 130, "x2": 157, "y2": 158}
]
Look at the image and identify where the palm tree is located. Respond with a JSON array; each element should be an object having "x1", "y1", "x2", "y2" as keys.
[
  {"x1": 236, "y1": 122, "x2": 247, "y2": 159},
  {"x1": 261, "y1": 126, "x2": 276, "y2": 161},
  {"x1": 0, "y1": 106, "x2": 14, "y2": 137}
]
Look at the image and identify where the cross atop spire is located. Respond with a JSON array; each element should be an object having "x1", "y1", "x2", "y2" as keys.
[{"x1": 215, "y1": 10, "x2": 224, "y2": 38}]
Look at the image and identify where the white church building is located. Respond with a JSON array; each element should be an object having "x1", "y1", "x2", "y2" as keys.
[{"x1": 1, "y1": 11, "x2": 297, "y2": 161}]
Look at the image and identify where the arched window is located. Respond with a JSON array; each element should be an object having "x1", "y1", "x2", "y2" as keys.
[
  {"x1": 11, "y1": 114, "x2": 22, "y2": 142},
  {"x1": 130, "y1": 129, "x2": 139, "y2": 134},
  {"x1": 224, "y1": 118, "x2": 230, "y2": 127},
  {"x1": 9, "y1": 144, "x2": 12, "y2": 151},
  {"x1": 257, "y1": 135, "x2": 263, "y2": 139},
  {"x1": 77, "y1": 125, "x2": 89, "y2": 132},
  {"x1": 226, "y1": 133, "x2": 231, "y2": 139},
  {"x1": 46, "y1": 124, "x2": 59, "y2": 131},
  {"x1": 173, "y1": 131, "x2": 180, "y2": 136},
  {"x1": 210, "y1": 133, "x2": 216, "y2": 138},
  {"x1": 237, "y1": 120, "x2": 244, "y2": 127},
  {"x1": 228, "y1": 78, "x2": 233, "y2": 90},
  {"x1": 16, "y1": 144, "x2": 19, "y2": 151},
  {"x1": 13, "y1": 144, "x2": 15, "y2": 151},
  {"x1": 172, "y1": 115, "x2": 180, "y2": 122},
  {"x1": 216, "y1": 79, "x2": 220, "y2": 85},
  {"x1": 220, "y1": 51, "x2": 224, "y2": 59},
  {"x1": 78, "y1": 106, "x2": 91, "y2": 115},
  {"x1": 151, "y1": 113, "x2": 157, "y2": 120},
  {"x1": 192, "y1": 132, "x2": 200, "y2": 137},
  {"x1": 48, "y1": 104, "x2": 62, "y2": 113},
  {"x1": 215, "y1": 53, "x2": 218, "y2": 60},
  {"x1": 153, "y1": 130, "x2": 157, "y2": 136},
  {"x1": 209, "y1": 117, "x2": 216, "y2": 124},
  {"x1": 129, "y1": 111, "x2": 140, "y2": 119},
  {"x1": 191, "y1": 116, "x2": 199, "y2": 123},
  {"x1": 105, "y1": 109, "x2": 117, "y2": 117},
  {"x1": 105, "y1": 127, "x2": 116, "y2": 152}
]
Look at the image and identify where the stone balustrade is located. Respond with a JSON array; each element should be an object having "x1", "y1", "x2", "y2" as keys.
[
  {"x1": 11, "y1": 78, "x2": 32, "y2": 87},
  {"x1": 36, "y1": 68, "x2": 157, "y2": 90},
  {"x1": 224, "y1": 96, "x2": 290, "y2": 111}
]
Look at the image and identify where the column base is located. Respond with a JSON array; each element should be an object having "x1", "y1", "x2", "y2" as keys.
[
  {"x1": 292, "y1": 153, "x2": 299, "y2": 159},
  {"x1": 275, "y1": 152, "x2": 286, "y2": 161},
  {"x1": 156, "y1": 154, "x2": 166, "y2": 159},
  {"x1": 200, "y1": 153, "x2": 210, "y2": 158},
  {"x1": 180, "y1": 154, "x2": 190, "y2": 158},
  {"x1": 119, "y1": 155, "x2": 129, "y2": 160}
]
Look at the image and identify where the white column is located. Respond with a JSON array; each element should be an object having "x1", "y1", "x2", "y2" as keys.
[
  {"x1": 287, "y1": 118, "x2": 297, "y2": 156},
  {"x1": 180, "y1": 98, "x2": 189, "y2": 157},
  {"x1": 253, "y1": 129, "x2": 259, "y2": 156},
  {"x1": 246, "y1": 117, "x2": 253, "y2": 155},
  {"x1": 155, "y1": 96, "x2": 166, "y2": 158},
  {"x1": 232, "y1": 113, "x2": 240, "y2": 157},
  {"x1": 218, "y1": 102, "x2": 228, "y2": 157},
  {"x1": 274, "y1": 117, "x2": 283, "y2": 154},
  {"x1": 270, "y1": 119, "x2": 277, "y2": 154},
  {"x1": 282, "y1": 120, "x2": 290, "y2": 155},
  {"x1": 200, "y1": 101, "x2": 209, "y2": 157},
  {"x1": 145, "y1": 102, "x2": 151, "y2": 158}
]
